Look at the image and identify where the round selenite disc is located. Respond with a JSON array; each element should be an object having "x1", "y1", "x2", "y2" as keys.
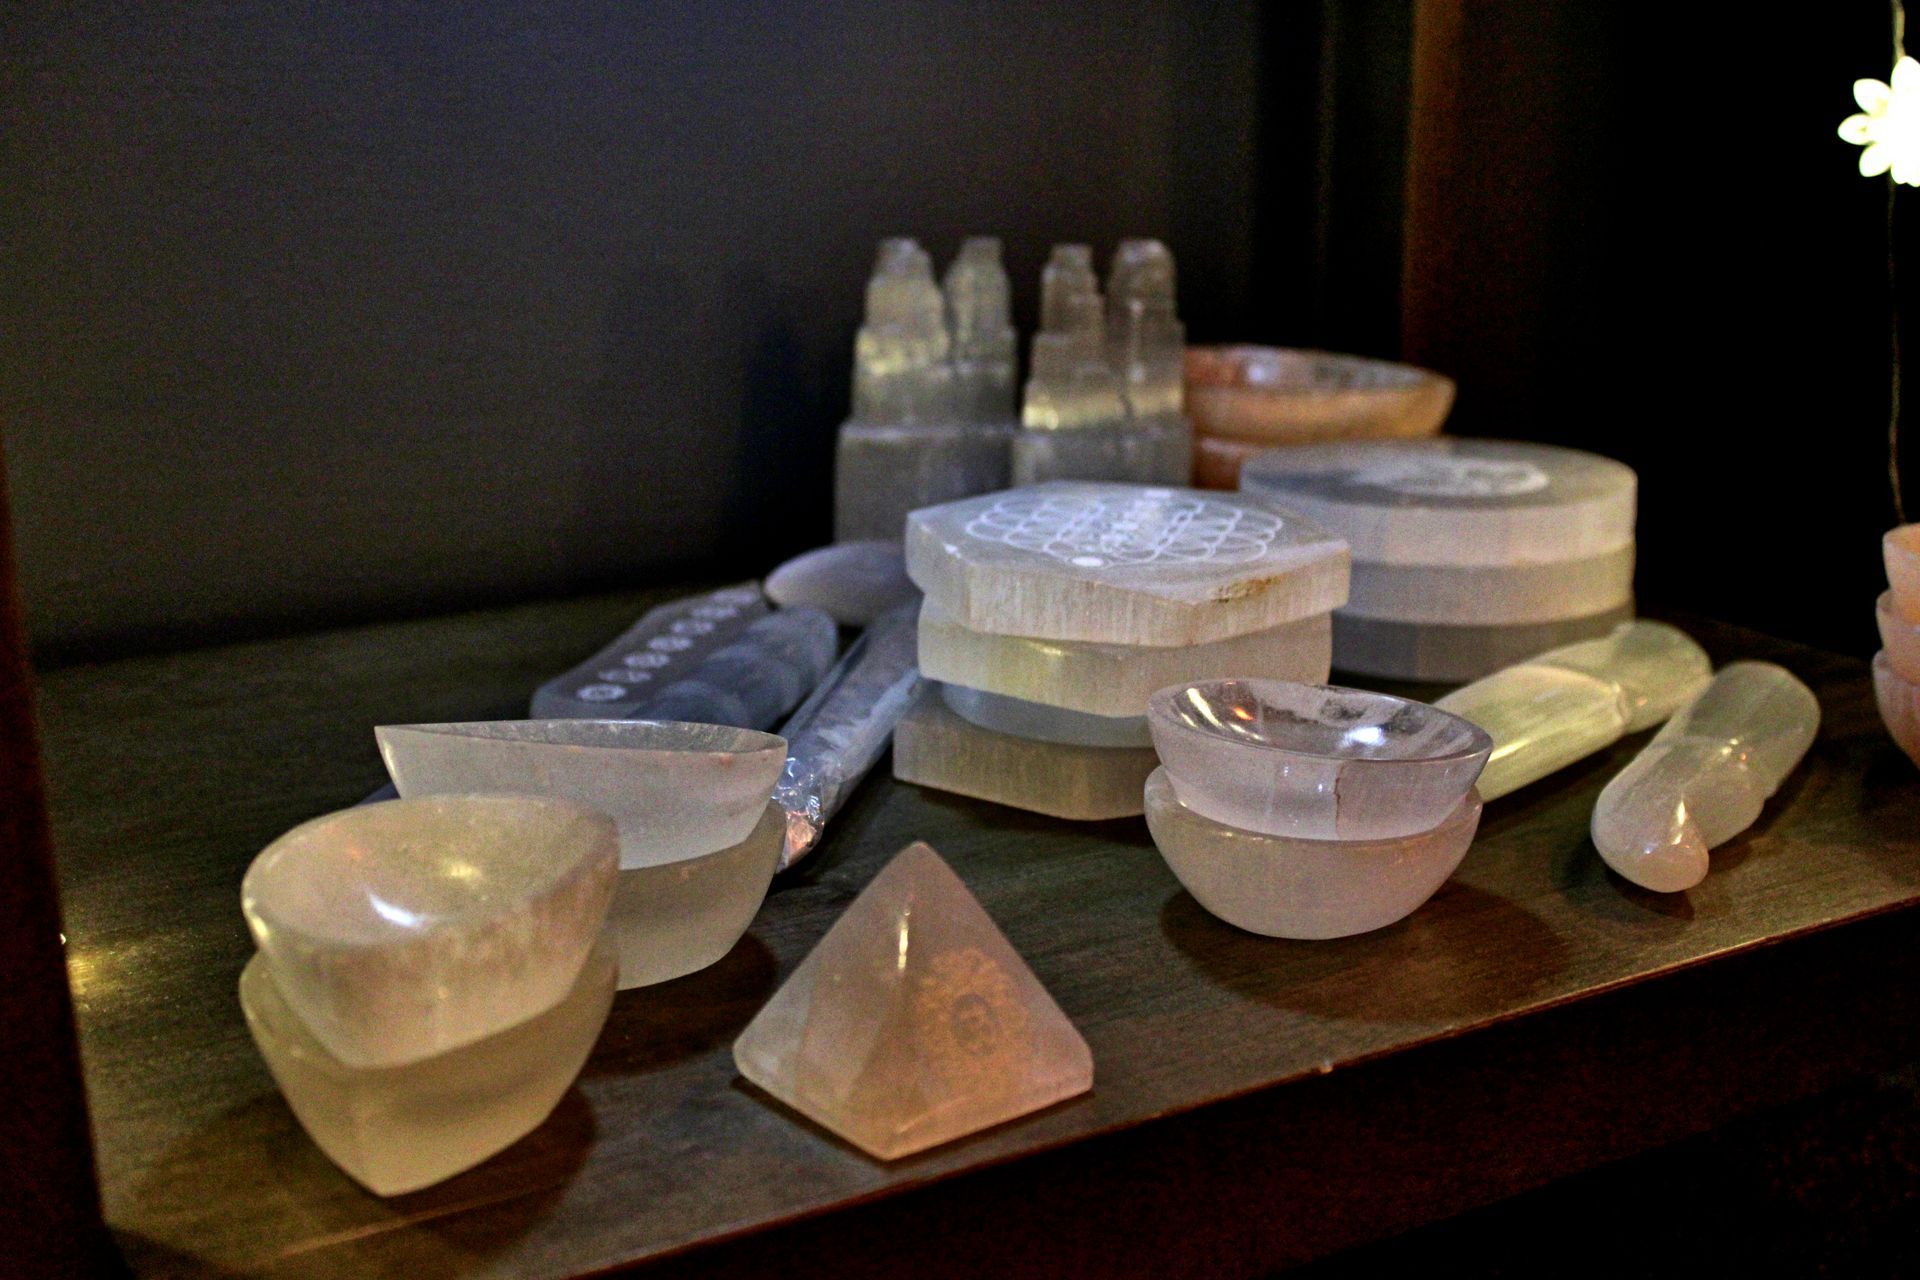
[
  {"x1": 1331, "y1": 602, "x2": 1636, "y2": 683},
  {"x1": 1240, "y1": 438, "x2": 1636, "y2": 567},
  {"x1": 1342, "y1": 543, "x2": 1635, "y2": 626}
]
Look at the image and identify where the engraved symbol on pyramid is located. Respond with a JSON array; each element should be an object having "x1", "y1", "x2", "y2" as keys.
[
  {"x1": 962, "y1": 490, "x2": 1282, "y2": 569},
  {"x1": 1356, "y1": 458, "x2": 1550, "y2": 498},
  {"x1": 733, "y1": 842, "x2": 1093, "y2": 1159}
]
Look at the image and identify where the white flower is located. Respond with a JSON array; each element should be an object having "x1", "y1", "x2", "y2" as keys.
[{"x1": 1841, "y1": 56, "x2": 1920, "y2": 185}]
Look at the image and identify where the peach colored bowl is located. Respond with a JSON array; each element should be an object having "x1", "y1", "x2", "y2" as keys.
[{"x1": 1185, "y1": 346, "x2": 1454, "y2": 447}]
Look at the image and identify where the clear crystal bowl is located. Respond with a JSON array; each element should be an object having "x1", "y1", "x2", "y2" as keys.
[
  {"x1": 241, "y1": 794, "x2": 618, "y2": 1069},
  {"x1": 377, "y1": 719, "x2": 788, "y2": 868},
  {"x1": 1184, "y1": 346, "x2": 1454, "y2": 446},
  {"x1": 1147, "y1": 678, "x2": 1491, "y2": 841}
]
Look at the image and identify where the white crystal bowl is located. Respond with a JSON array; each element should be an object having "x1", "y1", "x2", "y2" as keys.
[
  {"x1": 1879, "y1": 591, "x2": 1920, "y2": 684},
  {"x1": 377, "y1": 719, "x2": 788, "y2": 869},
  {"x1": 1885, "y1": 526, "x2": 1920, "y2": 622},
  {"x1": 1875, "y1": 650, "x2": 1920, "y2": 768},
  {"x1": 1144, "y1": 769, "x2": 1481, "y2": 939},
  {"x1": 608, "y1": 801, "x2": 785, "y2": 989},
  {"x1": 1183, "y1": 346, "x2": 1454, "y2": 446},
  {"x1": 241, "y1": 795, "x2": 618, "y2": 1070},
  {"x1": 1148, "y1": 678, "x2": 1492, "y2": 841}
]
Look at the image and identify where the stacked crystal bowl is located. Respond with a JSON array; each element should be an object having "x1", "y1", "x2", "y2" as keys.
[
  {"x1": 1875, "y1": 525, "x2": 1920, "y2": 764},
  {"x1": 895, "y1": 482, "x2": 1351, "y2": 819},
  {"x1": 1183, "y1": 347, "x2": 1455, "y2": 489},
  {"x1": 238, "y1": 795, "x2": 621, "y2": 1195},
  {"x1": 1241, "y1": 438, "x2": 1639, "y2": 682},
  {"x1": 1144, "y1": 680, "x2": 1493, "y2": 938}
]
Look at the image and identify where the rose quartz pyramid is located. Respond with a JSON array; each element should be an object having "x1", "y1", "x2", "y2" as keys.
[{"x1": 734, "y1": 842, "x2": 1092, "y2": 1159}]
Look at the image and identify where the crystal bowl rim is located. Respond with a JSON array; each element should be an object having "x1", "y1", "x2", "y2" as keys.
[
  {"x1": 1183, "y1": 344, "x2": 1450, "y2": 395},
  {"x1": 377, "y1": 718, "x2": 787, "y2": 760},
  {"x1": 1148, "y1": 677, "x2": 1494, "y2": 768},
  {"x1": 1145, "y1": 765, "x2": 1485, "y2": 850},
  {"x1": 241, "y1": 793, "x2": 616, "y2": 952}
]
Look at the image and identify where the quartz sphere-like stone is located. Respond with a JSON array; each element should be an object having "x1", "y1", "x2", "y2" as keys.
[
  {"x1": 894, "y1": 683, "x2": 1158, "y2": 820},
  {"x1": 241, "y1": 795, "x2": 618, "y2": 1070},
  {"x1": 906, "y1": 482, "x2": 1350, "y2": 647},
  {"x1": 734, "y1": 842, "x2": 1092, "y2": 1159},
  {"x1": 941, "y1": 682, "x2": 1154, "y2": 748},
  {"x1": 1330, "y1": 604, "x2": 1634, "y2": 683},
  {"x1": 1590, "y1": 663, "x2": 1819, "y2": 893},
  {"x1": 1148, "y1": 679, "x2": 1490, "y2": 841},
  {"x1": 1874, "y1": 649, "x2": 1920, "y2": 767},
  {"x1": 241, "y1": 941, "x2": 616, "y2": 1196},
  {"x1": 1884, "y1": 525, "x2": 1920, "y2": 622},
  {"x1": 1144, "y1": 769, "x2": 1479, "y2": 940},
  {"x1": 1878, "y1": 590, "x2": 1920, "y2": 682},
  {"x1": 765, "y1": 541, "x2": 919, "y2": 626},
  {"x1": 608, "y1": 802, "x2": 784, "y2": 989},
  {"x1": 1343, "y1": 543, "x2": 1635, "y2": 626},
  {"x1": 918, "y1": 598, "x2": 1332, "y2": 718},
  {"x1": 1241, "y1": 438, "x2": 1636, "y2": 568},
  {"x1": 377, "y1": 719, "x2": 787, "y2": 869},
  {"x1": 1184, "y1": 346, "x2": 1454, "y2": 446}
]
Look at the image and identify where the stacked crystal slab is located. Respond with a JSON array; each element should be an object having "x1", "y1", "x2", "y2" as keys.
[
  {"x1": 897, "y1": 482, "x2": 1349, "y2": 819},
  {"x1": 1145, "y1": 681, "x2": 1492, "y2": 938},
  {"x1": 238, "y1": 795, "x2": 620, "y2": 1195},
  {"x1": 1183, "y1": 347, "x2": 1455, "y2": 490},
  {"x1": 834, "y1": 237, "x2": 1017, "y2": 541},
  {"x1": 1241, "y1": 438, "x2": 1639, "y2": 681},
  {"x1": 1875, "y1": 525, "x2": 1920, "y2": 765},
  {"x1": 1011, "y1": 241, "x2": 1193, "y2": 487}
]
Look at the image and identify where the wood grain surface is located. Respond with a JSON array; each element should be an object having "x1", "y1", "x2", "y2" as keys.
[{"x1": 34, "y1": 591, "x2": 1920, "y2": 1278}]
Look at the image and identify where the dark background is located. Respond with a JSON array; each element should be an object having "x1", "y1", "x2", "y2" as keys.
[{"x1": 0, "y1": 1, "x2": 1905, "y2": 662}]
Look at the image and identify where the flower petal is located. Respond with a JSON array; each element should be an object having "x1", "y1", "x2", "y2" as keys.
[
  {"x1": 1841, "y1": 112, "x2": 1878, "y2": 143},
  {"x1": 1895, "y1": 55, "x2": 1920, "y2": 93},
  {"x1": 1863, "y1": 140, "x2": 1895, "y2": 176},
  {"x1": 1858, "y1": 76, "x2": 1893, "y2": 113}
]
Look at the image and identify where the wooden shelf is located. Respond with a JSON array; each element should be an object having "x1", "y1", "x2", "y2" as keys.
[{"x1": 35, "y1": 590, "x2": 1920, "y2": 1278}]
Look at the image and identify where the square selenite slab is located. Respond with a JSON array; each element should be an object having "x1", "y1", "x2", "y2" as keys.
[
  {"x1": 1240, "y1": 438, "x2": 1636, "y2": 568},
  {"x1": 1342, "y1": 544, "x2": 1635, "y2": 627},
  {"x1": 940, "y1": 682, "x2": 1153, "y2": 748},
  {"x1": 241, "y1": 941, "x2": 617, "y2": 1197},
  {"x1": 893, "y1": 683, "x2": 1159, "y2": 820},
  {"x1": 240, "y1": 795, "x2": 618, "y2": 1070},
  {"x1": 1330, "y1": 604, "x2": 1634, "y2": 683},
  {"x1": 733, "y1": 841, "x2": 1092, "y2": 1160},
  {"x1": 835, "y1": 421, "x2": 1013, "y2": 543},
  {"x1": 918, "y1": 599, "x2": 1332, "y2": 718},
  {"x1": 1009, "y1": 416, "x2": 1193, "y2": 487},
  {"x1": 905, "y1": 482, "x2": 1349, "y2": 647},
  {"x1": 608, "y1": 802, "x2": 784, "y2": 990},
  {"x1": 1144, "y1": 769, "x2": 1480, "y2": 940}
]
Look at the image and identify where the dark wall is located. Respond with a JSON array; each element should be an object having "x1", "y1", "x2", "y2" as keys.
[{"x1": 2, "y1": 1, "x2": 1269, "y2": 661}]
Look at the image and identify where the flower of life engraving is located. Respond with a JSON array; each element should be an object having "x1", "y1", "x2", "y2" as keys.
[
  {"x1": 1353, "y1": 458, "x2": 1550, "y2": 499},
  {"x1": 963, "y1": 490, "x2": 1283, "y2": 569}
]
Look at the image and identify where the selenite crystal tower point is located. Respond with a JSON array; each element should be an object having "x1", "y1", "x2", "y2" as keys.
[
  {"x1": 1022, "y1": 245, "x2": 1128, "y2": 432},
  {"x1": 851, "y1": 238, "x2": 955, "y2": 425},
  {"x1": 944, "y1": 236, "x2": 1017, "y2": 422},
  {"x1": 734, "y1": 841, "x2": 1092, "y2": 1159},
  {"x1": 1106, "y1": 238, "x2": 1185, "y2": 422}
]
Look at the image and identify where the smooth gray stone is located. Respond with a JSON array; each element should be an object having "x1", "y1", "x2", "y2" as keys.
[
  {"x1": 628, "y1": 608, "x2": 839, "y2": 730},
  {"x1": 765, "y1": 541, "x2": 919, "y2": 627},
  {"x1": 529, "y1": 584, "x2": 767, "y2": 719},
  {"x1": 1009, "y1": 415, "x2": 1192, "y2": 486},
  {"x1": 834, "y1": 420, "x2": 1014, "y2": 542}
]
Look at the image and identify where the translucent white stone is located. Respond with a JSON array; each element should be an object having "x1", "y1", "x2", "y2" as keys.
[
  {"x1": 240, "y1": 795, "x2": 618, "y2": 1069},
  {"x1": 529, "y1": 584, "x2": 768, "y2": 719},
  {"x1": 1106, "y1": 239, "x2": 1185, "y2": 421},
  {"x1": 1240, "y1": 438, "x2": 1636, "y2": 567},
  {"x1": 609, "y1": 802, "x2": 783, "y2": 989},
  {"x1": 1147, "y1": 679, "x2": 1490, "y2": 841},
  {"x1": 1591, "y1": 663, "x2": 1820, "y2": 892},
  {"x1": 834, "y1": 421, "x2": 1014, "y2": 543},
  {"x1": 240, "y1": 941, "x2": 616, "y2": 1196},
  {"x1": 1884, "y1": 525, "x2": 1920, "y2": 622},
  {"x1": 773, "y1": 604, "x2": 923, "y2": 868},
  {"x1": 944, "y1": 237, "x2": 1018, "y2": 423},
  {"x1": 1330, "y1": 603, "x2": 1635, "y2": 683},
  {"x1": 765, "y1": 541, "x2": 919, "y2": 627},
  {"x1": 734, "y1": 841, "x2": 1092, "y2": 1159},
  {"x1": 1435, "y1": 621, "x2": 1711, "y2": 801},
  {"x1": 1874, "y1": 649, "x2": 1920, "y2": 767},
  {"x1": 376, "y1": 719, "x2": 787, "y2": 868},
  {"x1": 1185, "y1": 346, "x2": 1454, "y2": 446},
  {"x1": 1343, "y1": 543, "x2": 1635, "y2": 626},
  {"x1": 637, "y1": 607, "x2": 839, "y2": 730},
  {"x1": 893, "y1": 683, "x2": 1158, "y2": 819},
  {"x1": 1878, "y1": 591, "x2": 1920, "y2": 683},
  {"x1": 1144, "y1": 769, "x2": 1480, "y2": 940},
  {"x1": 1009, "y1": 415, "x2": 1193, "y2": 486},
  {"x1": 850, "y1": 238, "x2": 955, "y2": 425},
  {"x1": 1022, "y1": 245, "x2": 1128, "y2": 432},
  {"x1": 941, "y1": 682, "x2": 1153, "y2": 748},
  {"x1": 918, "y1": 598, "x2": 1332, "y2": 718},
  {"x1": 905, "y1": 483, "x2": 1350, "y2": 647}
]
